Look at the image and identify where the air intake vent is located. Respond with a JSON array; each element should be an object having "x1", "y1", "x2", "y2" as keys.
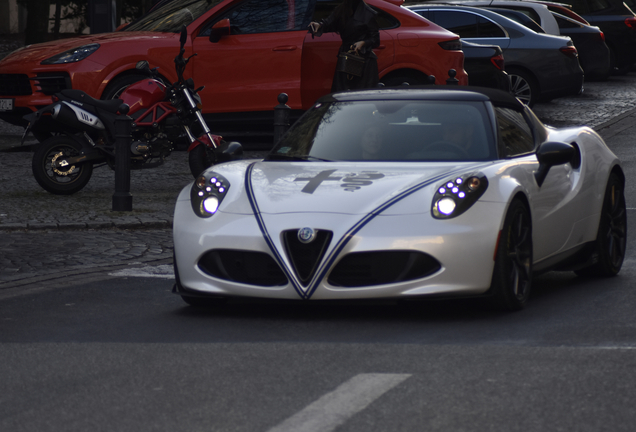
[
  {"x1": 33, "y1": 72, "x2": 72, "y2": 95},
  {"x1": 198, "y1": 249, "x2": 287, "y2": 286},
  {"x1": 0, "y1": 74, "x2": 31, "y2": 95},
  {"x1": 328, "y1": 251, "x2": 441, "y2": 287},
  {"x1": 283, "y1": 229, "x2": 332, "y2": 286}
]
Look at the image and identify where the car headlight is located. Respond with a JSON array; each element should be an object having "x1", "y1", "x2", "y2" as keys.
[
  {"x1": 432, "y1": 173, "x2": 488, "y2": 219},
  {"x1": 190, "y1": 172, "x2": 230, "y2": 218},
  {"x1": 41, "y1": 43, "x2": 100, "y2": 65}
]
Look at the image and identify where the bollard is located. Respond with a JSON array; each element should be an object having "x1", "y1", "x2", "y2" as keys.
[
  {"x1": 273, "y1": 93, "x2": 290, "y2": 145},
  {"x1": 446, "y1": 69, "x2": 459, "y2": 85},
  {"x1": 427, "y1": 75, "x2": 436, "y2": 85},
  {"x1": 112, "y1": 113, "x2": 133, "y2": 211}
]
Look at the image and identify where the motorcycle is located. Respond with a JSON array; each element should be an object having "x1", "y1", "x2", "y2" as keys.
[{"x1": 24, "y1": 26, "x2": 242, "y2": 195}]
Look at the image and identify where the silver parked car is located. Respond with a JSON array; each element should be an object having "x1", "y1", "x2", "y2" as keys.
[{"x1": 408, "y1": 4, "x2": 584, "y2": 106}]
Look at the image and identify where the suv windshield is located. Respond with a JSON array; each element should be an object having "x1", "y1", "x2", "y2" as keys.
[
  {"x1": 268, "y1": 100, "x2": 497, "y2": 162},
  {"x1": 124, "y1": 0, "x2": 224, "y2": 32}
]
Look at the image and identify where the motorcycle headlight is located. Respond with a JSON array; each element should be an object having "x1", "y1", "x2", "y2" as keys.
[
  {"x1": 432, "y1": 173, "x2": 488, "y2": 219},
  {"x1": 41, "y1": 43, "x2": 100, "y2": 65},
  {"x1": 190, "y1": 172, "x2": 230, "y2": 218}
]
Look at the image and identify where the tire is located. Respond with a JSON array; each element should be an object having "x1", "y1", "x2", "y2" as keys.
[
  {"x1": 102, "y1": 74, "x2": 148, "y2": 100},
  {"x1": 188, "y1": 144, "x2": 217, "y2": 178},
  {"x1": 32, "y1": 136, "x2": 93, "y2": 195},
  {"x1": 507, "y1": 69, "x2": 539, "y2": 107},
  {"x1": 609, "y1": 47, "x2": 630, "y2": 76},
  {"x1": 489, "y1": 200, "x2": 533, "y2": 311},
  {"x1": 576, "y1": 173, "x2": 626, "y2": 277}
]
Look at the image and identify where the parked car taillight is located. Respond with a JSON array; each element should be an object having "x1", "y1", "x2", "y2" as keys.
[
  {"x1": 438, "y1": 39, "x2": 462, "y2": 50},
  {"x1": 490, "y1": 54, "x2": 505, "y2": 71},
  {"x1": 599, "y1": 31, "x2": 606, "y2": 42},
  {"x1": 559, "y1": 46, "x2": 578, "y2": 58},
  {"x1": 625, "y1": 17, "x2": 636, "y2": 29}
]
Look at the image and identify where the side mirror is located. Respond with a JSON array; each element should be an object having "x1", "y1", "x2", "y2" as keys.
[
  {"x1": 135, "y1": 60, "x2": 150, "y2": 71},
  {"x1": 209, "y1": 19, "x2": 230, "y2": 43},
  {"x1": 534, "y1": 141, "x2": 575, "y2": 187}
]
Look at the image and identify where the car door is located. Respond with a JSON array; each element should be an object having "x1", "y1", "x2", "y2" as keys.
[
  {"x1": 495, "y1": 106, "x2": 577, "y2": 262},
  {"x1": 193, "y1": 0, "x2": 315, "y2": 113}
]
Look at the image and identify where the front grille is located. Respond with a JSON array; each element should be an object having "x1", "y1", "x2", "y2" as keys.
[
  {"x1": 283, "y1": 229, "x2": 332, "y2": 286},
  {"x1": 328, "y1": 251, "x2": 441, "y2": 288},
  {"x1": 198, "y1": 249, "x2": 287, "y2": 286},
  {"x1": 0, "y1": 74, "x2": 32, "y2": 95},
  {"x1": 33, "y1": 72, "x2": 72, "y2": 95}
]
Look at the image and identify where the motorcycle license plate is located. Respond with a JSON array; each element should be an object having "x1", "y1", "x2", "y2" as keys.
[{"x1": 0, "y1": 98, "x2": 14, "y2": 112}]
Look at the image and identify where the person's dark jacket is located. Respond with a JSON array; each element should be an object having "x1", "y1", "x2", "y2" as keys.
[{"x1": 316, "y1": 1, "x2": 380, "y2": 91}]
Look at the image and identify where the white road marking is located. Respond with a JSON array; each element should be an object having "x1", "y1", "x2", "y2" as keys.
[
  {"x1": 108, "y1": 265, "x2": 174, "y2": 279},
  {"x1": 266, "y1": 373, "x2": 411, "y2": 432}
]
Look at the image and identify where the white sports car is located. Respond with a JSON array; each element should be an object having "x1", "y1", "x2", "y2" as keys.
[{"x1": 172, "y1": 87, "x2": 626, "y2": 311}]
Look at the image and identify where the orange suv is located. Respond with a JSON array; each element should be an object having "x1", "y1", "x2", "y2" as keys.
[{"x1": 0, "y1": 0, "x2": 466, "y2": 138}]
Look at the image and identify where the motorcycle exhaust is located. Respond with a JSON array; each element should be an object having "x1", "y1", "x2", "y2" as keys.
[{"x1": 52, "y1": 101, "x2": 106, "y2": 132}]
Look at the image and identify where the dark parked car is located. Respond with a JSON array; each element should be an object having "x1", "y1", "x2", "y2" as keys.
[
  {"x1": 461, "y1": 40, "x2": 511, "y2": 91},
  {"x1": 552, "y1": 12, "x2": 611, "y2": 79},
  {"x1": 487, "y1": 6, "x2": 611, "y2": 79},
  {"x1": 408, "y1": 4, "x2": 584, "y2": 106},
  {"x1": 551, "y1": 0, "x2": 636, "y2": 74}
]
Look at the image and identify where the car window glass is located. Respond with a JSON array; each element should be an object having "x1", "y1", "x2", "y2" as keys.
[
  {"x1": 503, "y1": 6, "x2": 541, "y2": 23},
  {"x1": 430, "y1": 11, "x2": 504, "y2": 38},
  {"x1": 554, "y1": 14, "x2": 581, "y2": 29},
  {"x1": 569, "y1": 0, "x2": 611, "y2": 13},
  {"x1": 431, "y1": 11, "x2": 479, "y2": 38},
  {"x1": 496, "y1": 107, "x2": 535, "y2": 157},
  {"x1": 211, "y1": 0, "x2": 316, "y2": 34},
  {"x1": 313, "y1": 0, "x2": 398, "y2": 29},
  {"x1": 124, "y1": 0, "x2": 224, "y2": 32},
  {"x1": 269, "y1": 100, "x2": 497, "y2": 162}
]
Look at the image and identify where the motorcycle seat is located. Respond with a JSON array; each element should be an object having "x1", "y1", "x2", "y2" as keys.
[{"x1": 59, "y1": 89, "x2": 125, "y2": 114}]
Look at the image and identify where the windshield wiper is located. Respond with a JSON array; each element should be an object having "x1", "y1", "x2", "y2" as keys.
[{"x1": 265, "y1": 154, "x2": 333, "y2": 162}]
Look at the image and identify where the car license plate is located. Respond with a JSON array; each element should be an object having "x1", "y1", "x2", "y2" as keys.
[{"x1": 0, "y1": 98, "x2": 14, "y2": 112}]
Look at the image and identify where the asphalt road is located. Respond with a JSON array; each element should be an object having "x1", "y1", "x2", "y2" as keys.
[{"x1": 3, "y1": 97, "x2": 636, "y2": 431}]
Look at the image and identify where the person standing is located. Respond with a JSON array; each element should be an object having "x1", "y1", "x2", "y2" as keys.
[{"x1": 308, "y1": 0, "x2": 380, "y2": 92}]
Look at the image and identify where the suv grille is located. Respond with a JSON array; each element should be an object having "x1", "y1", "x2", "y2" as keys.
[
  {"x1": 328, "y1": 251, "x2": 441, "y2": 287},
  {"x1": 198, "y1": 249, "x2": 287, "y2": 287},
  {"x1": 0, "y1": 74, "x2": 32, "y2": 95},
  {"x1": 33, "y1": 72, "x2": 72, "y2": 95}
]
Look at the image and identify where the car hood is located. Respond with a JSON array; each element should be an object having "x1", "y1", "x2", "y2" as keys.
[
  {"x1": 233, "y1": 161, "x2": 490, "y2": 216},
  {"x1": 0, "y1": 32, "x2": 174, "y2": 66}
]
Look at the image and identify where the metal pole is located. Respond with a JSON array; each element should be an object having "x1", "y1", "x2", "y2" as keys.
[
  {"x1": 273, "y1": 93, "x2": 290, "y2": 145},
  {"x1": 112, "y1": 114, "x2": 133, "y2": 211}
]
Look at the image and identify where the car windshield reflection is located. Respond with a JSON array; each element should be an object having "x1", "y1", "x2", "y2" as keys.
[{"x1": 267, "y1": 100, "x2": 498, "y2": 162}]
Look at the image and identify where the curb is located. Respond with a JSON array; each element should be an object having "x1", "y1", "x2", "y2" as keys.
[{"x1": 0, "y1": 219, "x2": 173, "y2": 232}]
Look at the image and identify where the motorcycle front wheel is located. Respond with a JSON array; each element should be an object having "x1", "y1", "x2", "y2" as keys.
[
  {"x1": 32, "y1": 137, "x2": 93, "y2": 195},
  {"x1": 188, "y1": 144, "x2": 216, "y2": 178}
]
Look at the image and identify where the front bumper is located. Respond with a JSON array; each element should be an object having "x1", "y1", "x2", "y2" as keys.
[{"x1": 173, "y1": 196, "x2": 507, "y2": 301}]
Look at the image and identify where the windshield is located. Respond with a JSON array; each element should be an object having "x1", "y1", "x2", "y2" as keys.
[
  {"x1": 267, "y1": 100, "x2": 497, "y2": 162},
  {"x1": 124, "y1": 0, "x2": 224, "y2": 32}
]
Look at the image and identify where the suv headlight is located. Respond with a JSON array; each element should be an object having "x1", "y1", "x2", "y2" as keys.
[
  {"x1": 432, "y1": 173, "x2": 488, "y2": 219},
  {"x1": 190, "y1": 172, "x2": 230, "y2": 218},
  {"x1": 41, "y1": 43, "x2": 100, "y2": 64}
]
